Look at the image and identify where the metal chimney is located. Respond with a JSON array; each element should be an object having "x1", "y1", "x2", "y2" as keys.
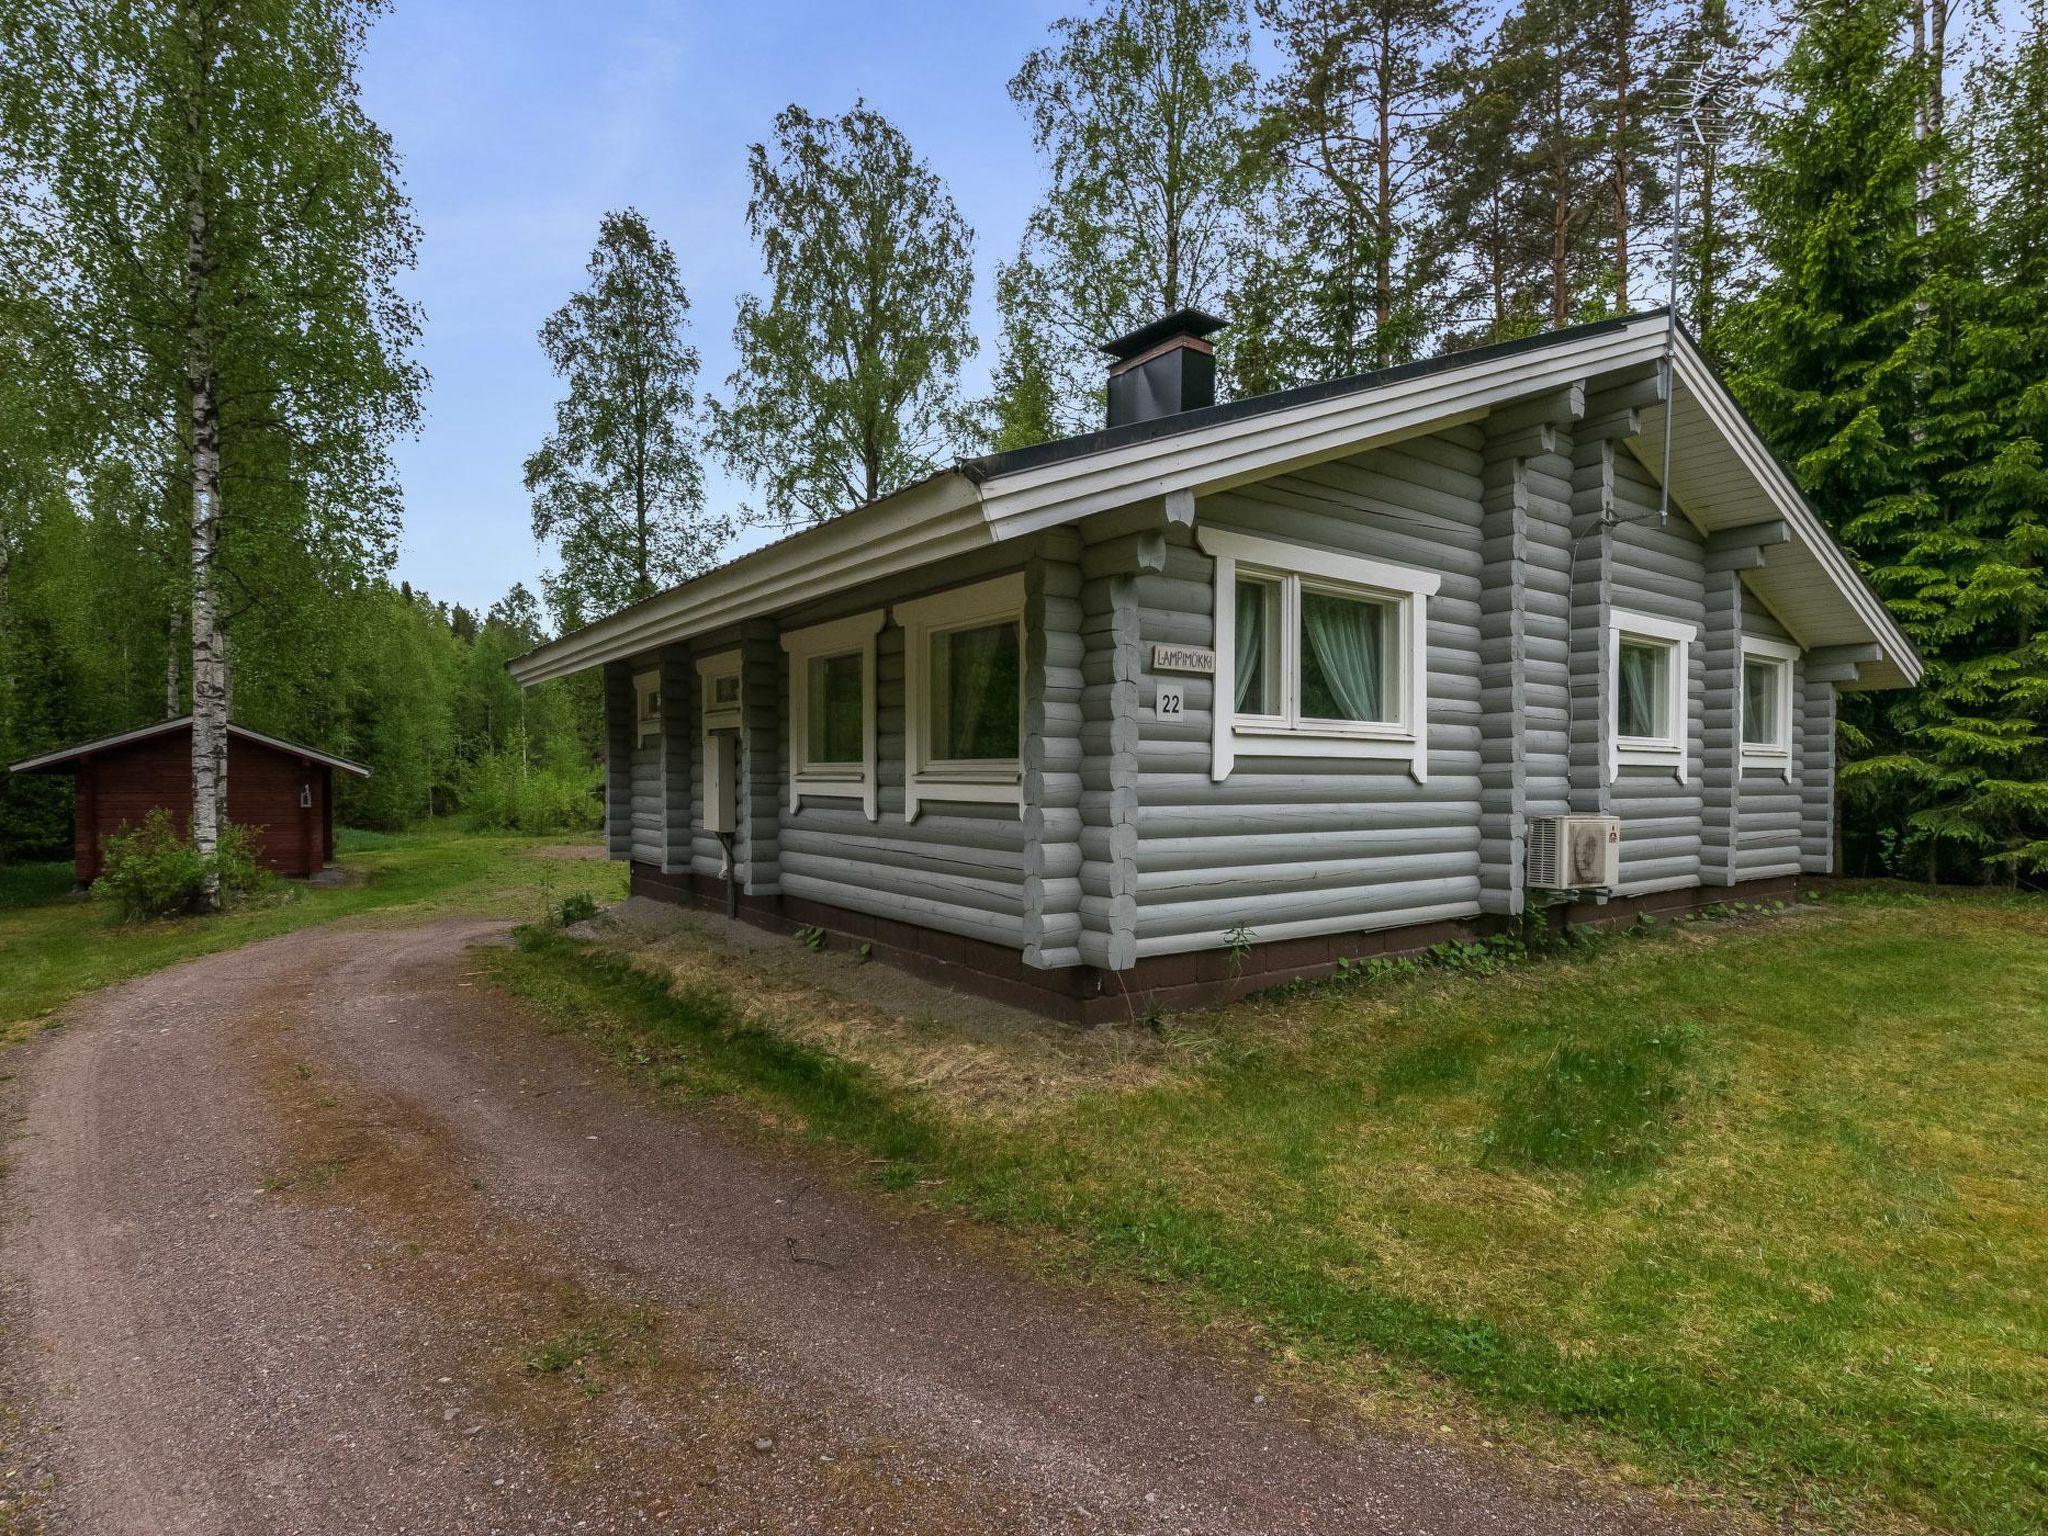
[{"x1": 1101, "y1": 308, "x2": 1228, "y2": 428}]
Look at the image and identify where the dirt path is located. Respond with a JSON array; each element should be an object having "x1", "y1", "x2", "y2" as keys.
[{"x1": 0, "y1": 919, "x2": 1705, "y2": 1535}]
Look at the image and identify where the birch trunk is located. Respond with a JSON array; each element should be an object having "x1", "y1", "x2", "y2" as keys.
[
  {"x1": 165, "y1": 610, "x2": 183, "y2": 717},
  {"x1": 183, "y1": 0, "x2": 227, "y2": 906}
]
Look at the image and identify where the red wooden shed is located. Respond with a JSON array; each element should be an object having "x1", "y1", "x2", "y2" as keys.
[{"x1": 8, "y1": 717, "x2": 370, "y2": 886}]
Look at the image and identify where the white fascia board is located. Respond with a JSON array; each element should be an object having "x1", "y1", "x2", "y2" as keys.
[
  {"x1": 510, "y1": 474, "x2": 987, "y2": 684},
  {"x1": 976, "y1": 318, "x2": 1671, "y2": 540},
  {"x1": 1669, "y1": 342, "x2": 1921, "y2": 688}
]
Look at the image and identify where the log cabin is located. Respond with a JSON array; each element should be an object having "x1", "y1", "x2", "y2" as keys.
[
  {"x1": 509, "y1": 310, "x2": 1921, "y2": 1020},
  {"x1": 8, "y1": 717, "x2": 369, "y2": 887}
]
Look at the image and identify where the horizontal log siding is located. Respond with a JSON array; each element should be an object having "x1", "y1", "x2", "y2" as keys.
[
  {"x1": 770, "y1": 578, "x2": 1030, "y2": 952},
  {"x1": 1024, "y1": 541, "x2": 1087, "y2": 968},
  {"x1": 1134, "y1": 428, "x2": 1488, "y2": 957},
  {"x1": 1732, "y1": 599, "x2": 1806, "y2": 880},
  {"x1": 1598, "y1": 444, "x2": 1708, "y2": 894},
  {"x1": 739, "y1": 623, "x2": 781, "y2": 894},
  {"x1": 659, "y1": 644, "x2": 693, "y2": 872},
  {"x1": 1077, "y1": 562, "x2": 1141, "y2": 969}
]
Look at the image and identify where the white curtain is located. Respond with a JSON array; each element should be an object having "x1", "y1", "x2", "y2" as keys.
[
  {"x1": 1300, "y1": 590, "x2": 1385, "y2": 721},
  {"x1": 1618, "y1": 643, "x2": 1662, "y2": 737},
  {"x1": 1235, "y1": 582, "x2": 1265, "y2": 710}
]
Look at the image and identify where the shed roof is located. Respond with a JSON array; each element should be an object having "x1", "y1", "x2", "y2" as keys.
[
  {"x1": 8, "y1": 717, "x2": 372, "y2": 778},
  {"x1": 508, "y1": 311, "x2": 1921, "y2": 692}
]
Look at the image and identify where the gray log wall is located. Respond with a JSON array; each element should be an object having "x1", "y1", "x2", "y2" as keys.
[{"x1": 597, "y1": 412, "x2": 1848, "y2": 971}]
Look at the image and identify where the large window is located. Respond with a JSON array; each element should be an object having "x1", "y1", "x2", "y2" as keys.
[
  {"x1": 1606, "y1": 609, "x2": 1697, "y2": 781},
  {"x1": 1201, "y1": 527, "x2": 1439, "y2": 782},
  {"x1": 1740, "y1": 635, "x2": 1799, "y2": 779},
  {"x1": 781, "y1": 611, "x2": 884, "y2": 819},
  {"x1": 896, "y1": 573, "x2": 1025, "y2": 819}
]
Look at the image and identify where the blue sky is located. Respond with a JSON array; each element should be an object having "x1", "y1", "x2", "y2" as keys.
[{"x1": 361, "y1": 0, "x2": 1067, "y2": 617}]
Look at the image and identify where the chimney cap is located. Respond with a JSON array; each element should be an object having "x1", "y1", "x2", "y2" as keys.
[{"x1": 1099, "y1": 307, "x2": 1228, "y2": 362}]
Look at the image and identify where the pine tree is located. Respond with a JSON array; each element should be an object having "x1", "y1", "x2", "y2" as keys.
[{"x1": 1258, "y1": 0, "x2": 1471, "y2": 371}]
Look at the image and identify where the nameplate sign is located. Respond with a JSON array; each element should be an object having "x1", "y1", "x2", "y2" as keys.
[{"x1": 1150, "y1": 643, "x2": 1216, "y2": 675}]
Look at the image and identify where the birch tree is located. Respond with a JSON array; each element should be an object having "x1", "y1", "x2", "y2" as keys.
[
  {"x1": 0, "y1": 0, "x2": 421, "y2": 904},
  {"x1": 998, "y1": 0, "x2": 1264, "y2": 426},
  {"x1": 710, "y1": 103, "x2": 976, "y2": 526},
  {"x1": 525, "y1": 209, "x2": 724, "y2": 623}
]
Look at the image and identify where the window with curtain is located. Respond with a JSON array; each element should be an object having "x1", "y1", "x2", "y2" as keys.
[
  {"x1": 1300, "y1": 587, "x2": 1392, "y2": 723},
  {"x1": 1742, "y1": 658, "x2": 1782, "y2": 747},
  {"x1": 1616, "y1": 638, "x2": 1672, "y2": 741},
  {"x1": 1235, "y1": 577, "x2": 1281, "y2": 715},
  {"x1": 930, "y1": 620, "x2": 1020, "y2": 761},
  {"x1": 806, "y1": 652, "x2": 864, "y2": 765}
]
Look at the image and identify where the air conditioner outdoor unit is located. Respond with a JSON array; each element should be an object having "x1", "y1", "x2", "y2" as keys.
[{"x1": 1527, "y1": 815, "x2": 1622, "y2": 891}]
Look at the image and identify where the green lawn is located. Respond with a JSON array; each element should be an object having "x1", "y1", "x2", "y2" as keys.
[
  {"x1": 0, "y1": 824, "x2": 624, "y2": 1044},
  {"x1": 485, "y1": 890, "x2": 2048, "y2": 1535}
]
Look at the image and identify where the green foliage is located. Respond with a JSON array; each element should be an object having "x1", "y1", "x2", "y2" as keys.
[
  {"x1": 551, "y1": 891, "x2": 600, "y2": 928},
  {"x1": 461, "y1": 749, "x2": 601, "y2": 836},
  {"x1": 999, "y1": 0, "x2": 1265, "y2": 425},
  {"x1": 525, "y1": 209, "x2": 727, "y2": 625},
  {"x1": 710, "y1": 102, "x2": 976, "y2": 525},
  {"x1": 1729, "y1": 0, "x2": 2048, "y2": 882},
  {"x1": 93, "y1": 809, "x2": 267, "y2": 921}
]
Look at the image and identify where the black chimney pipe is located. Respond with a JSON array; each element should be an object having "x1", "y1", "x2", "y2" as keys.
[{"x1": 1101, "y1": 308, "x2": 1228, "y2": 428}]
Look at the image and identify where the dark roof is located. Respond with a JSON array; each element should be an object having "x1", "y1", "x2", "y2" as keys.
[
  {"x1": 965, "y1": 311, "x2": 1653, "y2": 483},
  {"x1": 8, "y1": 717, "x2": 372, "y2": 777},
  {"x1": 1099, "y1": 307, "x2": 1229, "y2": 360}
]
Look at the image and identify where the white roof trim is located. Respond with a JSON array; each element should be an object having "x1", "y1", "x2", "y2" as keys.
[
  {"x1": 507, "y1": 314, "x2": 1918, "y2": 693},
  {"x1": 8, "y1": 717, "x2": 371, "y2": 777}
]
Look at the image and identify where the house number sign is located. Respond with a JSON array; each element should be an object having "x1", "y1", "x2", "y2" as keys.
[
  {"x1": 1155, "y1": 684, "x2": 1186, "y2": 720},
  {"x1": 1150, "y1": 643, "x2": 1215, "y2": 675}
]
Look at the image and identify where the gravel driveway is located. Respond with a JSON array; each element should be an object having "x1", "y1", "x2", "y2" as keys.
[{"x1": 0, "y1": 918, "x2": 1703, "y2": 1534}]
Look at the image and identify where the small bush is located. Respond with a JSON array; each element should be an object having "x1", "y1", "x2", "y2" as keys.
[
  {"x1": 94, "y1": 809, "x2": 269, "y2": 920},
  {"x1": 553, "y1": 891, "x2": 600, "y2": 927},
  {"x1": 462, "y1": 749, "x2": 602, "y2": 835}
]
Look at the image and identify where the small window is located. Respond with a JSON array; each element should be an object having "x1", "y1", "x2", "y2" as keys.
[
  {"x1": 1606, "y1": 609, "x2": 1697, "y2": 781},
  {"x1": 1742, "y1": 658, "x2": 1782, "y2": 747},
  {"x1": 634, "y1": 671, "x2": 661, "y2": 746},
  {"x1": 1201, "y1": 526, "x2": 1440, "y2": 783},
  {"x1": 697, "y1": 652, "x2": 741, "y2": 733},
  {"x1": 781, "y1": 611, "x2": 883, "y2": 818},
  {"x1": 1740, "y1": 635, "x2": 1799, "y2": 777},
  {"x1": 807, "y1": 652, "x2": 864, "y2": 765},
  {"x1": 1615, "y1": 638, "x2": 1674, "y2": 743},
  {"x1": 895, "y1": 573, "x2": 1026, "y2": 820}
]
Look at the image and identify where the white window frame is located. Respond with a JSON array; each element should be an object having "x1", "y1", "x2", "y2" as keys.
[
  {"x1": 697, "y1": 651, "x2": 741, "y2": 732},
  {"x1": 1199, "y1": 527, "x2": 1439, "y2": 783},
  {"x1": 781, "y1": 610, "x2": 884, "y2": 820},
  {"x1": 1607, "y1": 609, "x2": 1698, "y2": 782},
  {"x1": 633, "y1": 670, "x2": 662, "y2": 747},
  {"x1": 895, "y1": 572, "x2": 1026, "y2": 821},
  {"x1": 1740, "y1": 634, "x2": 1799, "y2": 781}
]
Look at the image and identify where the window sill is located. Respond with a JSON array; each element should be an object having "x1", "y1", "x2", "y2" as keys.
[
  {"x1": 1741, "y1": 749, "x2": 1794, "y2": 781},
  {"x1": 791, "y1": 771, "x2": 877, "y2": 820},
  {"x1": 905, "y1": 771, "x2": 1022, "y2": 821},
  {"x1": 1225, "y1": 728, "x2": 1426, "y2": 782},
  {"x1": 1611, "y1": 741, "x2": 1688, "y2": 782}
]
